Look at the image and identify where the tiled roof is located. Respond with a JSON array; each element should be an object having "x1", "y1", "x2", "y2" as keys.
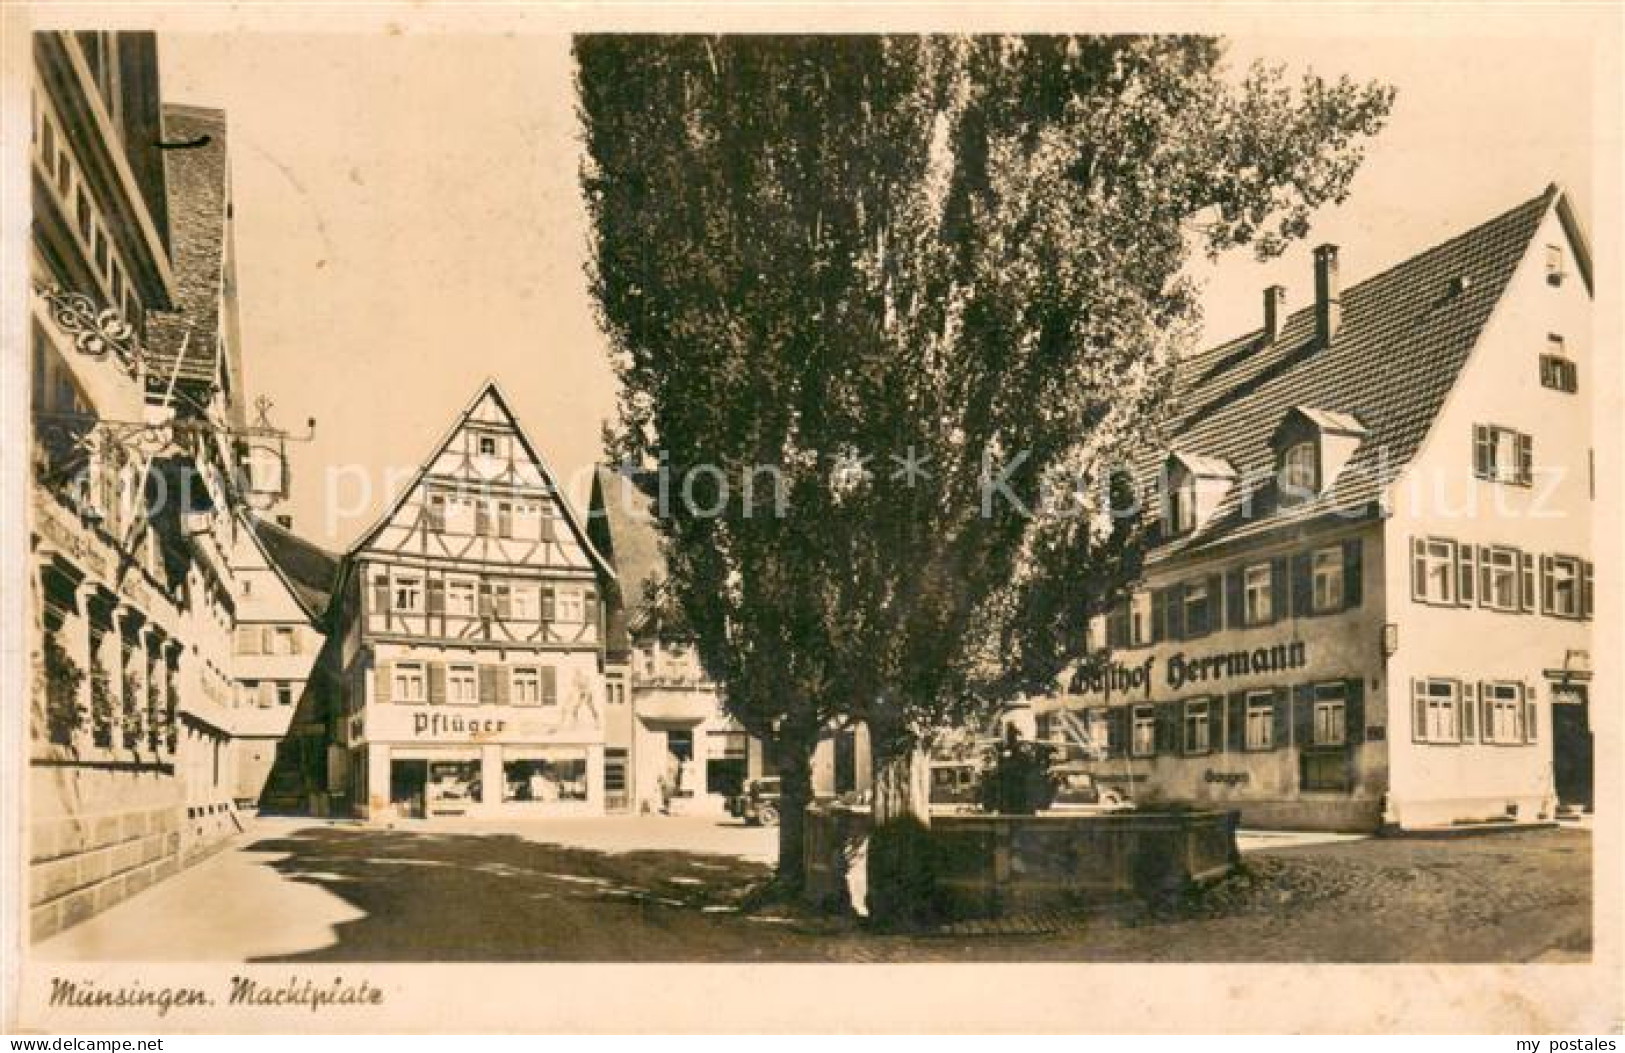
[
  {"x1": 1286, "y1": 406, "x2": 1367, "y2": 436},
  {"x1": 1145, "y1": 185, "x2": 1563, "y2": 563},
  {"x1": 245, "y1": 513, "x2": 341, "y2": 622},
  {"x1": 588, "y1": 466, "x2": 677, "y2": 652},
  {"x1": 144, "y1": 105, "x2": 229, "y2": 390}
]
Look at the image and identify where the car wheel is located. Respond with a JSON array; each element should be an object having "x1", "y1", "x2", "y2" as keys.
[{"x1": 757, "y1": 803, "x2": 780, "y2": 827}]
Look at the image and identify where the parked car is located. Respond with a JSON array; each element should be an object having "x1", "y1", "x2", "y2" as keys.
[
  {"x1": 1047, "y1": 763, "x2": 1132, "y2": 812},
  {"x1": 728, "y1": 777, "x2": 782, "y2": 826}
]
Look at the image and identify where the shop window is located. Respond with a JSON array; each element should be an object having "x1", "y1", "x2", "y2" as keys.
[
  {"x1": 1300, "y1": 750, "x2": 1351, "y2": 792},
  {"x1": 604, "y1": 748, "x2": 629, "y2": 811},
  {"x1": 447, "y1": 665, "x2": 479, "y2": 705},
  {"x1": 1412, "y1": 678, "x2": 1460, "y2": 744},
  {"x1": 1243, "y1": 563, "x2": 1273, "y2": 625},
  {"x1": 1312, "y1": 682, "x2": 1347, "y2": 746},
  {"x1": 1411, "y1": 537, "x2": 1457, "y2": 605},
  {"x1": 1183, "y1": 580, "x2": 1214, "y2": 637},
  {"x1": 1311, "y1": 547, "x2": 1345, "y2": 613},
  {"x1": 393, "y1": 574, "x2": 423, "y2": 612},
  {"x1": 1482, "y1": 682, "x2": 1530, "y2": 745},
  {"x1": 1182, "y1": 699, "x2": 1211, "y2": 755},
  {"x1": 504, "y1": 753, "x2": 588, "y2": 802},
  {"x1": 1245, "y1": 691, "x2": 1275, "y2": 750},
  {"x1": 427, "y1": 761, "x2": 482, "y2": 813},
  {"x1": 1131, "y1": 706, "x2": 1156, "y2": 757},
  {"x1": 392, "y1": 663, "x2": 427, "y2": 703},
  {"x1": 1478, "y1": 546, "x2": 1520, "y2": 612},
  {"x1": 1542, "y1": 555, "x2": 1583, "y2": 618},
  {"x1": 707, "y1": 731, "x2": 748, "y2": 797},
  {"x1": 1473, "y1": 424, "x2": 1532, "y2": 486}
]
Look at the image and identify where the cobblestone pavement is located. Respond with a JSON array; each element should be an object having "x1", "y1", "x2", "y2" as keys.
[{"x1": 35, "y1": 817, "x2": 1589, "y2": 963}]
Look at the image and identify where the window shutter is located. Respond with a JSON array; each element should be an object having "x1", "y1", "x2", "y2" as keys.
[
  {"x1": 429, "y1": 663, "x2": 447, "y2": 705},
  {"x1": 1457, "y1": 544, "x2": 1476, "y2": 606},
  {"x1": 1290, "y1": 553, "x2": 1313, "y2": 618},
  {"x1": 1224, "y1": 571, "x2": 1244, "y2": 630},
  {"x1": 1226, "y1": 692, "x2": 1245, "y2": 752},
  {"x1": 371, "y1": 574, "x2": 390, "y2": 615},
  {"x1": 1479, "y1": 552, "x2": 1493, "y2": 608},
  {"x1": 1460, "y1": 681, "x2": 1476, "y2": 742},
  {"x1": 1108, "y1": 708, "x2": 1128, "y2": 759},
  {"x1": 1165, "y1": 584, "x2": 1185, "y2": 640},
  {"x1": 1479, "y1": 680, "x2": 1494, "y2": 741},
  {"x1": 1341, "y1": 541, "x2": 1362, "y2": 609},
  {"x1": 1150, "y1": 590, "x2": 1167, "y2": 643},
  {"x1": 261, "y1": 626, "x2": 277, "y2": 654},
  {"x1": 375, "y1": 661, "x2": 392, "y2": 704},
  {"x1": 479, "y1": 665, "x2": 502, "y2": 704},
  {"x1": 496, "y1": 585, "x2": 512, "y2": 620},
  {"x1": 257, "y1": 681, "x2": 276, "y2": 708},
  {"x1": 1271, "y1": 687, "x2": 1291, "y2": 751},
  {"x1": 1516, "y1": 433, "x2": 1533, "y2": 485},
  {"x1": 1292, "y1": 685, "x2": 1315, "y2": 749},
  {"x1": 426, "y1": 578, "x2": 445, "y2": 615},
  {"x1": 1472, "y1": 425, "x2": 1491, "y2": 478},
  {"x1": 1540, "y1": 555, "x2": 1554, "y2": 614},
  {"x1": 1270, "y1": 557, "x2": 1289, "y2": 622},
  {"x1": 475, "y1": 501, "x2": 492, "y2": 537},
  {"x1": 236, "y1": 626, "x2": 260, "y2": 655},
  {"x1": 498, "y1": 502, "x2": 514, "y2": 538},
  {"x1": 496, "y1": 667, "x2": 512, "y2": 705},
  {"x1": 541, "y1": 585, "x2": 556, "y2": 624},
  {"x1": 1411, "y1": 538, "x2": 1428, "y2": 600},
  {"x1": 1582, "y1": 561, "x2": 1595, "y2": 619},
  {"x1": 540, "y1": 666, "x2": 558, "y2": 706},
  {"x1": 1345, "y1": 678, "x2": 1365, "y2": 745},
  {"x1": 1411, "y1": 679, "x2": 1426, "y2": 743},
  {"x1": 585, "y1": 588, "x2": 599, "y2": 629},
  {"x1": 1518, "y1": 552, "x2": 1536, "y2": 613},
  {"x1": 479, "y1": 580, "x2": 495, "y2": 618},
  {"x1": 1206, "y1": 574, "x2": 1222, "y2": 632},
  {"x1": 1524, "y1": 686, "x2": 1538, "y2": 744}
]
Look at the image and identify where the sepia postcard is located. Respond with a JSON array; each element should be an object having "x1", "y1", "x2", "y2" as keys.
[{"x1": 1, "y1": 0, "x2": 1621, "y2": 1036}]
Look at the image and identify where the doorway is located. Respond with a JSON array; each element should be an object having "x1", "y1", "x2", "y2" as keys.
[
  {"x1": 390, "y1": 759, "x2": 428, "y2": 819},
  {"x1": 1551, "y1": 684, "x2": 1592, "y2": 811}
]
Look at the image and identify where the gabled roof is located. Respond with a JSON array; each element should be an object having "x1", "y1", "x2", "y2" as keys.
[
  {"x1": 1168, "y1": 451, "x2": 1236, "y2": 479},
  {"x1": 344, "y1": 379, "x2": 617, "y2": 583},
  {"x1": 1146, "y1": 184, "x2": 1586, "y2": 561},
  {"x1": 144, "y1": 105, "x2": 230, "y2": 391},
  {"x1": 589, "y1": 465, "x2": 687, "y2": 652},
  {"x1": 1278, "y1": 405, "x2": 1368, "y2": 438},
  {"x1": 241, "y1": 512, "x2": 341, "y2": 623}
]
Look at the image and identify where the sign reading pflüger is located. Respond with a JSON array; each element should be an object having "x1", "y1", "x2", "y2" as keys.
[{"x1": 1068, "y1": 640, "x2": 1309, "y2": 700}]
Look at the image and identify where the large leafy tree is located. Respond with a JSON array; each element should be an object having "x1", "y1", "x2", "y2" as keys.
[{"x1": 576, "y1": 35, "x2": 1392, "y2": 922}]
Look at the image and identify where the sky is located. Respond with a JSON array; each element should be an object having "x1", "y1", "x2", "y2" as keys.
[{"x1": 159, "y1": 29, "x2": 1598, "y2": 552}]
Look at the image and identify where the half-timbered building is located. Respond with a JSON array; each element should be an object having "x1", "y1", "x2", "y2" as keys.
[{"x1": 325, "y1": 381, "x2": 619, "y2": 819}]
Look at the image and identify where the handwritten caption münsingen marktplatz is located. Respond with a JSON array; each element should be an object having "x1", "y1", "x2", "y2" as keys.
[{"x1": 48, "y1": 976, "x2": 384, "y2": 1017}]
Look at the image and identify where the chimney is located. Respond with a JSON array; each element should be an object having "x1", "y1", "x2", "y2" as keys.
[
  {"x1": 275, "y1": 514, "x2": 293, "y2": 530},
  {"x1": 1314, "y1": 244, "x2": 1341, "y2": 345},
  {"x1": 1263, "y1": 285, "x2": 1287, "y2": 343}
]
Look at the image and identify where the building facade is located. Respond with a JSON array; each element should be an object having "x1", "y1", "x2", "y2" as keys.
[
  {"x1": 26, "y1": 33, "x2": 268, "y2": 938},
  {"x1": 1041, "y1": 186, "x2": 1594, "y2": 832},
  {"x1": 322, "y1": 382, "x2": 619, "y2": 820}
]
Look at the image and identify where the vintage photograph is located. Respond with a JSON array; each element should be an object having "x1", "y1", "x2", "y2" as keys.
[{"x1": 3, "y1": 2, "x2": 1619, "y2": 1036}]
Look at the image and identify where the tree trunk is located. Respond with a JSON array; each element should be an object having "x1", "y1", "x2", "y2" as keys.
[
  {"x1": 773, "y1": 740, "x2": 816, "y2": 893},
  {"x1": 864, "y1": 714, "x2": 937, "y2": 930}
]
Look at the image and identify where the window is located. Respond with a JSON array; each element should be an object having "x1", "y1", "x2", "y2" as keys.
[
  {"x1": 1132, "y1": 706, "x2": 1156, "y2": 757},
  {"x1": 1105, "y1": 601, "x2": 1131, "y2": 650},
  {"x1": 511, "y1": 583, "x2": 539, "y2": 621},
  {"x1": 512, "y1": 667, "x2": 541, "y2": 704},
  {"x1": 1413, "y1": 678, "x2": 1460, "y2": 744},
  {"x1": 513, "y1": 502, "x2": 541, "y2": 540},
  {"x1": 1183, "y1": 699, "x2": 1211, "y2": 755},
  {"x1": 1243, "y1": 563, "x2": 1273, "y2": 625},
  {"x1": 1473, "y1": 424, "x2": 1532, "y2": 486},
  {"x1": 1311, "y1": 547, "x2": 1345, "y2": 613},
  {"x1": 1312, "y1": 682, "x2": 1346, "y2": 746},
  {"x1": 1543, "y1": 555, "x2": 1582, "y2": 618},
  {"x1": 557, "y1": 588, "x2": 585, "y2": 624},
  {"x1": 1183, "y1": 580, "x2": 1214, "y2": 637},
  {"x1": 446, "y1": 578, "x2": 476, "y2": 617},
  {"x1": 1280, "y1": 441, "x2": 1318, "y2": 499},
  {"x1": 1482, "y1": 682, "x2": 1526, "y2": 744},
  {"x1": 392, "y1": 663, "x2": 427, "y2": 703},
  {"x1": 276, "y1": 682, "x2": 295, "y2": 707},
  {"x1": 477, "y1": 435, "x2": 497, "y2": 457},
  {"x1": 393, "y1": 575, "x2": 423, "y2": 612},
  {"x1": 426, "y1": 491, "x2": 447, "y2": 532},
  {"x1": 1412, "y1": 537, "x2": 1457, "y2": 604},
  {"x1": 1479, "y1": 546, "x2": 1519, "y2": 612},
  {"x1": 1540, "y1": 337, "x2": 1578, "y2": 393},
  {"x1": 1165, "y1": 478, "x2": 1196, "y2": 536},
  {"x1": 273, "y1": 627, "x2": 297, "y2": 656},
  {"x1": 1245, "y1": 691, "x2": 1274, "y2": 750},
  {"x1": 503, "y1": 752, "x2": 589, "y2": 802},
  {"x1": 445, "y1": 665, "x2": 478, "y2": 705},
  {"x1": 235, "y1": 625, "x2": 261, "y2": 655},
  {"x1": 497, "y1": 501, "x2": 514, "y2": 539},
  {"x1": 1545, "y1": 244, "x2": 1565, "y2": 285},
  {"x1": 607, "y1": 680, "x2": 627, "y2": 706},
  {"x1": 1129, "y1": 592, "x2": 1152, "y2": 646}
]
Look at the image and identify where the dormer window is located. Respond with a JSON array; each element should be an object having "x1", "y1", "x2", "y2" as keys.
[
  {"x1": 1165, "y1": 477, "x2": 1197, "y2": 536},
  {"x1": 1161, "y1": 452, "x2": 1236, "y2": 537},
  {"x1": 1280, "y1": 442, "x2": 1318, "y2": 499}
]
